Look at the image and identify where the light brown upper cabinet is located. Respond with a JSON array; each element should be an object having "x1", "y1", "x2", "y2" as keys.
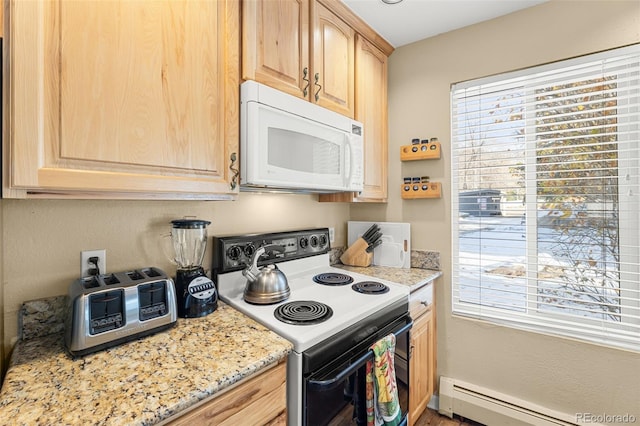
[
  {"x1": 353, "y1": 36, "x2": 388, "y2": 202},
  {"x1": 312, "y1": 1, "x2": 355, "y2": 117},
  {"x1": 320, "y1": 35, "x2": 389, "y2": 202},
  {"x1": 3, "y1": 0, "x2": 240, "y2": 199},
  {"x1": 243, "y1": 0, "x2": 355, "y2": 118}
]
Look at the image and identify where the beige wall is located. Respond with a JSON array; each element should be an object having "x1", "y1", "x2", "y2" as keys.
[
  {"x1": 0, "y1": 195, "x2": 350, "y2": 372},
  {"x1": 356, "y1": 0, "x2": 639, "y2": 421}
]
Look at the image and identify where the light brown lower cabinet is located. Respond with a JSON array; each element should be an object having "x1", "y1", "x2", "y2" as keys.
[
  {"x1": 408, "y1": 284, "x2": 436, "y2": 425},
  {"x1": 167, "y1": 361, "x2": 286, "y2": 426}
]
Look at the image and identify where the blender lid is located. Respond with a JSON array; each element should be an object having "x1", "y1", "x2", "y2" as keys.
[{"x1": 171, "y1": 219, "x2": 211, "y2": 229}]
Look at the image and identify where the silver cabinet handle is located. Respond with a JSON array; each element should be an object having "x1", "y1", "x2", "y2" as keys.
[
  {"x1": 314, "y1": 72, "x2": 322, "y2": 101},
  {"x1": 302, "y1": 67, "x2": 310, "y2": 97},
  {"x1": 229, "y1": 152, "x2": 239, "y2": 190}
]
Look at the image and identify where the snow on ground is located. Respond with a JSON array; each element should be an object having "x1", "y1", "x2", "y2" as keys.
[{"x1": 456, "y1": 214, "x2": 620, "y2": 320}]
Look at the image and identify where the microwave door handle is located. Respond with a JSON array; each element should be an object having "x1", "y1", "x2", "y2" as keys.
[{"x1": 345, "y1": 136, "x2": 352, "y2": 186}]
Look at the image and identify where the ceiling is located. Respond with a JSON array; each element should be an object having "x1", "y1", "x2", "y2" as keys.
[{"x1": 342, "y1": 0, "x2": 548, "y2": 48}]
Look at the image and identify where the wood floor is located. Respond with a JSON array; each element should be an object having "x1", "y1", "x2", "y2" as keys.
[
  {"x1": 327, "y1": 401, "x2": 484, "y2": 426},
  {"x1": 413, "y1": 408, "x2": 485, "y2": 426}
]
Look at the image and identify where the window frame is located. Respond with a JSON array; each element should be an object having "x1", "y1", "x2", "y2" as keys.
[{"x1": 450, "y1": 44, "x2": 640, "y2": 351}]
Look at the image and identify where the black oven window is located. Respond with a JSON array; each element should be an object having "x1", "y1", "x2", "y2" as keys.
[{"x1": 304, "y1": 320, "x2": 411, "y2": 426}]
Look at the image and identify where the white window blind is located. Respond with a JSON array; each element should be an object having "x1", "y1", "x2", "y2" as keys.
[{"x1": 451, "y1": 44, "x2": 640, "y2": 351}]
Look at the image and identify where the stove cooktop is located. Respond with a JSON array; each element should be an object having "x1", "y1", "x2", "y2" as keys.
[{"x1": 216, "y1": 253, "x2": 409, "y2": 352}]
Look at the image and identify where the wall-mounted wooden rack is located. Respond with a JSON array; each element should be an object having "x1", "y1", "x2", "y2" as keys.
[
  {"x1": 401, "y1": 182, "x2": 442, "y2": 199},
  {"x1": 400, "y1": 141, "x2": 441, "y2": 161}
]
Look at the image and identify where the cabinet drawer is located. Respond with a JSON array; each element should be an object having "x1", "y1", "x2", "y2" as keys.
[
  {"x1": 168, "y1": 361, "x2": 286, "y2": 425},
  {"x1": 409, "y1": 283, "x2": 433, "y2": 319}
]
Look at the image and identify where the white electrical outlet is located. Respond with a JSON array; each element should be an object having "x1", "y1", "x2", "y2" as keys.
[
  {"x1": 81, "y1": 249, "x2": 106, "y2": 278},
  {"x1": 329, "y1": 227, "x2": 335, "y2": 243}
]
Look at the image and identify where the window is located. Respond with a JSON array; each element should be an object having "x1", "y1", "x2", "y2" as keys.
[{"x1": 451, "y1": 44, "x2": 640, "y2": 351}]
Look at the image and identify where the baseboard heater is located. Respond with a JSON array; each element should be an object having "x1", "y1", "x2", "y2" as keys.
[{"x1": 439, "y1": 377, "x2": 587, "y2": 426}]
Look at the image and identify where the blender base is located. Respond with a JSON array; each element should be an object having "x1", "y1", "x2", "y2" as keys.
[{"x1": 174, "y1": 267, "x2": 218, "y2": 318}]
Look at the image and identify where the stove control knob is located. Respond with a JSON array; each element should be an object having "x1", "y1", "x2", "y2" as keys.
[
  {"x1": 318, "y1": 234, "x2": 328, "y2": 247},
  {"x1": 227, "y1": 245, "x2": 242, "y2": 261},
  {"x1": 310, "y1": 235, "x2": 318, "y2": 248},
  {"x1": 243, "y1": 243, "x2": 256, "y2": 259},
  {"x1": 299, "y1": 237, "x2": 309, "y2": 249}
]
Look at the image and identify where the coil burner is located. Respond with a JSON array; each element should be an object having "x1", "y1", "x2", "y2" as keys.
[
  {"x1": 351, "y1": 281, "x2": 390, "y2": 295},
  {"x1": 274, "y1": 301, "x2": 333, "y2": 325},
  {"x1": 312, "y1": 273, "x2": 354, "y2": 286}
]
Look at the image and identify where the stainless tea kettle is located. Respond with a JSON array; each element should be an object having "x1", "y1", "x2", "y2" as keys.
[{"x1": 242, "y1": 244, "x2": 290, "y2": 304}]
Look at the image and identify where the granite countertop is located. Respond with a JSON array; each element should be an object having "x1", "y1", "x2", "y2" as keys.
[
  {"x1": 336, "y1": 264, "x2": 441, "y2": 292},
  {"x1": 0, "y1": 303, "x2": 292, "y2": 425}
]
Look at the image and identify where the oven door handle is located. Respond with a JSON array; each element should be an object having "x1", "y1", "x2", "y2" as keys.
[
  {"x1": 308, "y1": 348, "x2": 373, "y2": 391},
  {"x1": 307, "y1": 319, "x2": 413, "y2": 391}
]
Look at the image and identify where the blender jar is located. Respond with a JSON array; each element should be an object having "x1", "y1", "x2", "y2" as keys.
[{"x1": 170, "y1": 219, "x2": 211, "y2": 270}]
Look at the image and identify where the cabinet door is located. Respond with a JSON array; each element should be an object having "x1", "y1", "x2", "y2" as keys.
[
  {"x1": 319, "y1": 35, "x2": 387, "y2": 203},
  {"x1": 243, "y1": 0, "x2": 310, "y2": 100},
  {"x1": 354, "y1": 35, "x2": 387, "y2": 201},
  {"x1": 408, "y1": 311, "x2": 433, "y2": 425},
  {"x1": 5, "y1": 0, "x2": 239, "y2": 199},
  {"x1": 311, "y1": 1, "x2": 354, "y2": 118}
]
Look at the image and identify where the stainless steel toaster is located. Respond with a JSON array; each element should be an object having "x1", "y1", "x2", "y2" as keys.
[{"x1": 65, "y1": 267, "x2": 178, "y2": 356}]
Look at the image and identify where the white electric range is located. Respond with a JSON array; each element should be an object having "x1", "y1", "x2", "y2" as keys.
[{"x1": 212, "y1": 228, "x2": 411, "y2": 426}]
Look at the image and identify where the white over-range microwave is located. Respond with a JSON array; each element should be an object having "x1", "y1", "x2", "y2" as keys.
[{"x1": 240, "y1": 80, "x2": 364, "y2": 193}]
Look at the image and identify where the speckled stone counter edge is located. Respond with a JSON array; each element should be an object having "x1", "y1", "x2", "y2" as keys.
[{"x1": 1, "y1": 304, "x2": 292, "y2": 426}]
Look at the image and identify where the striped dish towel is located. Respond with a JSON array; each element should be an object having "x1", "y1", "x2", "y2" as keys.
[{"x1": 366, "y1": 333, "x2": 402, "y2": 426}]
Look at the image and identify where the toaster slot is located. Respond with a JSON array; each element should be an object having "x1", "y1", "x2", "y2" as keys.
[
  {"x1": 82, "y1": 276, "x2": 100, "y2": 289},
  {"x1": 138, "y1": 281, "x2": 168, "y2": 321},
  {"x1": 127, "y1": 270, "x2": 145, "y2": 281},
  {"x1": 89, "y1": 290, "x2": 125, "y2": 335},
  {"x1": 141, "y1": 267, "x2": 162, "y2": 278},
  {"x1": 103, "y1": 273, "x2": 120, "y2": 285}
]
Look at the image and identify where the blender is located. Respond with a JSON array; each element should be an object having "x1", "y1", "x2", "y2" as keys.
[{"x1": 170, "y1": 219, "x2": 217, "y2": 318}]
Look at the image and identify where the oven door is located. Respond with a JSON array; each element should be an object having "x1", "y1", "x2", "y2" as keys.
[{"x1": 304, "y1": 316, "x2": 412, "y2": 426}]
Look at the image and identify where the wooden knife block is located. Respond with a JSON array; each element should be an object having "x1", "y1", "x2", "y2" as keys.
[{"x1": 340, "y1": 238, "x2": 373, "y2": 267}]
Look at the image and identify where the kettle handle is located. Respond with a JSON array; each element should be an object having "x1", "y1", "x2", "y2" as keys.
[
  {"x1": 244, "y1": 244, "x2": 285, "y2": 280},
  {"x1": 253, "y1": 244, "x2": 285, "y2": 264}
]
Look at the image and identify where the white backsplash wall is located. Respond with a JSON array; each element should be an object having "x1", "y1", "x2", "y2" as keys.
[{"x1": 0, "y1": 194, "x2": 350, "y2": 369}]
